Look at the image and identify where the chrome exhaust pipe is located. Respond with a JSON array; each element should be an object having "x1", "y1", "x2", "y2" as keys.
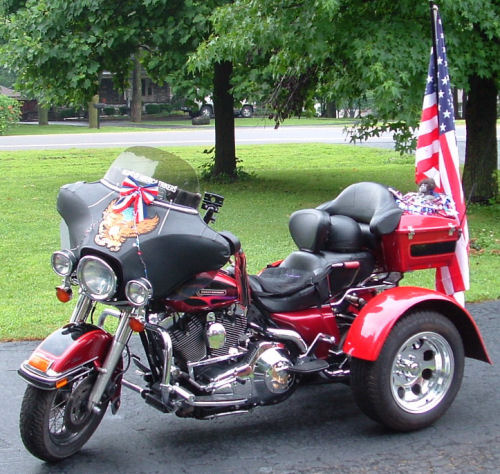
[{"x1": 265, "y1": 327, "x2": 308, "y2": 354}]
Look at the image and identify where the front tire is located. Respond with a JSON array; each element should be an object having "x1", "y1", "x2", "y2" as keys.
[
  {"x1": 20, "y1": 373, "x2": 107, "y2": 462},
  {"x1": 350, "y1": 310, "x2": 464, "y2": 431}
]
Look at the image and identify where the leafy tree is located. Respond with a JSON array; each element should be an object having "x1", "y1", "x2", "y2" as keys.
[
  {"x1": 0, "y1": 93, "x2": 20, "y2": 133},
  {"x1": 196, "y1": 0, "x2": 499, "y2": 200},
  {"x1": 1, "y1": 0, "x2": 238, "y2": 175}
]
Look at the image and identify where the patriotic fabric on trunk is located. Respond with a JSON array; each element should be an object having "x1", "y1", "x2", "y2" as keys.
[
  {"x1": 113, "y1": 176, "x2": 159, "y2": 223},
  {"x1": 415, "y1": 6, "x2": 469, "y2": 303}
]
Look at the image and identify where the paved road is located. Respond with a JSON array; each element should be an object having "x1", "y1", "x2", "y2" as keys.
[
  {"x1": 1, "y1": 123, "x2": 499, "y2": 167},
  {"x1": 1, "y1": 300, "x2": 498, "y2": 473},
  {"x1": 0, "y1": 124, "x2": 392, "y2": 149}
]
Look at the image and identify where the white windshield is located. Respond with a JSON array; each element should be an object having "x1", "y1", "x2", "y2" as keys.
[{"x1": 102, "y1": 147, "x2": 200, "y2": 195}]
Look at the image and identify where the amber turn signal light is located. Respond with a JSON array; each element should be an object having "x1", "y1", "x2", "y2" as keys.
[
  {"x1": 28, "y1": 353, "x2": 52, "y2": 372},
  {"x1": 56, "y1": 286, "x2": 73, "y2": 303},
  {"x1": 129, "y1": 317, "x2": 145, "y2": 332}
]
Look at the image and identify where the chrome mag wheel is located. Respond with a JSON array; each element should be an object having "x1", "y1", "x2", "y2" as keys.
[{"x1": 390, "y1": 331, "x2": 454, "y2": 414}]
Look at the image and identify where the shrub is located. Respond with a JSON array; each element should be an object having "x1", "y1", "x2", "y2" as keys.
[
  {"x1": 119, "y1": 106, "x2": 129, "y2": 115},
  {"x1": 145, "y1": 103, "x2": 161, "y2": 114},
  {"x1": 103, "y1": 107, "x2": 116, "y2": 116},
  {"x1": 56, "y1": 107, "x2": 76, "y2": 119},
  {"x1": 0, "y1": 95, "x2": 21, "y2": 134}
]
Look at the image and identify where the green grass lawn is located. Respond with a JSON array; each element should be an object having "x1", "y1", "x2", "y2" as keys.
[{"x1": 1, "y1": 143, "x2": 498, "y2": 340}]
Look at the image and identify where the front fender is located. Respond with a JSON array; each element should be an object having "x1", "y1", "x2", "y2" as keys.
[
  {"x1": 19, "y1": 323, "x2": 113, "y2": 389},
  {"x1": 343, "y1": 286, "x2": 491, "y2": 363}
]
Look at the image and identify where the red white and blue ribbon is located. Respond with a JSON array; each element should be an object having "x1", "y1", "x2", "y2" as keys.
[{"x1": 113, "y1": 176, "x2": 159, "y2": 223}]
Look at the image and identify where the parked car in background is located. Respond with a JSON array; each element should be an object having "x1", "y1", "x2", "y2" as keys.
[{"x1": 182, "y1": 98, "x2": 255, "y2": 118}]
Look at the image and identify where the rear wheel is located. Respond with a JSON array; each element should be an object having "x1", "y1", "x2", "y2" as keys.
[
  {"x1": 20, "y1": 373, "x2": 107, "y2": 462},
  {"x1": 350, "y1": 310, "x2": 464, "y2": 431}
]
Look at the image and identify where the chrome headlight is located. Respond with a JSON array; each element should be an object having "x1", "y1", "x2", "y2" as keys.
[
  {"x1": 77, "y1": 256, "x2": 117, "y2": 301},
  {"x1": 125, "y1": 278, "x2": 153, "y2": 307},
  {"x1": 51, "y1": 250, "x2": 76, "y2": 277}
]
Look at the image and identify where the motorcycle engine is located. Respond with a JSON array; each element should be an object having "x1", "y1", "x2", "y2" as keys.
[
  {"x1": 168, "y1": 306, "x2": 247, "y2": 365},
  {"x1": 161, "y1": 306, "x2": 296, "y2": 409}
]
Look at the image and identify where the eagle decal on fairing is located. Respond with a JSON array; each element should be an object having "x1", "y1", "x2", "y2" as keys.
[{"x1": 95, "y1": 200, "x2": 159, "y2": 252}]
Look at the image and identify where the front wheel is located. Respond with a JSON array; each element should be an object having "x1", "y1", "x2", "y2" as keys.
[
  {"x1": 350, "y1": 310, "x2": 464, "y2": 431},
  {"x1": 19, "y1": 372, "x2": 107, "y2": 462}
]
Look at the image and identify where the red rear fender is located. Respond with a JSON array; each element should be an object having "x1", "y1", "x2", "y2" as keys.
[{"x1": 343, "y1": 286, "x2": 491, "y2": 363}]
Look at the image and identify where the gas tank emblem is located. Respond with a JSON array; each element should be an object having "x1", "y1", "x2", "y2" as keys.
[
  {"x1": 95, "y1": 199, "x2": 159, "y2": 252},
  {"x1": 196, "y1": 289, "x2": 228, "y2": 297}
]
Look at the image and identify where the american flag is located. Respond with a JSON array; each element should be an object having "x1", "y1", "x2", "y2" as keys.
[{"x1": 415, "y1": 5, "x2": 469, "y2": 304}]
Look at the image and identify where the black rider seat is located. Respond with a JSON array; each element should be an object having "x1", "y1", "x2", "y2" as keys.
[{"x1": 249, "y1": 182, "x2": 401, "y2": 313}]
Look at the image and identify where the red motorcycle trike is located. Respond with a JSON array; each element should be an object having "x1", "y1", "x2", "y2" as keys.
[{"x1": 18, "y1": 147, "x2": 490, "y2": 462}]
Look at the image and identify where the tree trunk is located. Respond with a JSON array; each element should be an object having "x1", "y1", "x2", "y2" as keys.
[
  {"x1": 463, "y1": 75, "x2": 498, "y2": 202},
  {"x1": 452, "y1": 89, "x2": 460, "y2": 119},
  {"x1": 213, "y1": 61, "x2": 236, "y2": 177},
  {"x1": 131, "y1": 52, "x2": 142, "y2": 123},
  {"x1": 88, "y1": 94, "x2": 99, "y2": 129},
  {"x1": 325, "y1": 101, "x2": 337, "y2": 118},
  {"x1": 38, "y1": 105, "x2": 48, "y2": 125}
]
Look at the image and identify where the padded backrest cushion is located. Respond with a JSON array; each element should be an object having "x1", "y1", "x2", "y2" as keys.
[
  {"x1": 316, "y1": 182, "x2": 402, "y2": 236},
  {"x1": 326, "y1": 215, "x2": 363, "y2": 252},
  {"x1": 289, "y1": 209, "x2": 330, "y2": 253}
]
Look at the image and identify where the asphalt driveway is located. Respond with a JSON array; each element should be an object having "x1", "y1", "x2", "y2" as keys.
[{"x1": 1, "y1": 300, "x2": 498, "y2": 473}]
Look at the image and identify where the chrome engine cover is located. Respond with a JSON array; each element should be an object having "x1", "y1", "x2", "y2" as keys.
[
  {"x1": 187, "y1": 341, "x2": 296, "y2": 408},
  {"x1": 254, "y1": 346, "x2": 294, "y2": 395}
]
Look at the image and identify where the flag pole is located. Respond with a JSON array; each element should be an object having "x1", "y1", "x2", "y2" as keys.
[{"x1": 429, "y1": 2, "x2": 439, "y2": 91}]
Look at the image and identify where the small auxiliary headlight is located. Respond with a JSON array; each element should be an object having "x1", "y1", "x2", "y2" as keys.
[
  {"x1": 125, "y1": 278, "x2": 153, "y2": 307},
  {"x1": 51, "y1": 250, "x2": 76, "y2": 277}
]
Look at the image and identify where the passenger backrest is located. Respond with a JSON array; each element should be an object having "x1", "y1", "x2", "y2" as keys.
[
  {"x1": 316, "y1": 182, "x2": 402, "y2": 237},
  {"x1": 288, "y1": 209, "x2": 330, "y2": 253}
]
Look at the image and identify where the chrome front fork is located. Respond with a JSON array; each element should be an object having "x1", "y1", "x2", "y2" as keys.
[
  {"x1": 69, "y1": 294, "x2": 96, "y2": 323},
  {"x1": 88, "y1": 309, "x2": 133, "y2": 412},
  {"x1": 68, "y1": 294, "x2": 134, "y2": 412}
]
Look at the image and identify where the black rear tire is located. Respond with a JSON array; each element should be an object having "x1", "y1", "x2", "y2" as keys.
[
  {"x1": 20, "y1": 374, "x2": 107, "y2": 462},
  {"x1": 350, "y1": 310, "x2": 464, "y2": 431}
]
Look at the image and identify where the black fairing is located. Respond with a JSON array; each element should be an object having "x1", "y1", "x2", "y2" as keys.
[{"x1": 57, "y1": 180, "x2": 231, "y2": 299}]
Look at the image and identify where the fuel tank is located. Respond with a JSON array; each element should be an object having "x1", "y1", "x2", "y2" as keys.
[{"x1": 165, "y1": 270, "x2": 239, "y2": 312}]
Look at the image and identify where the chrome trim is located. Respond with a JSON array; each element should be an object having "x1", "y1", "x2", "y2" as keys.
[
  {"x1": 391, "y1": 331, "x2": 454, "y2": 414},
  {"x1": 51, "y1": 249, "x2": 77, "y2": 277},
  {"x1": 97, "y1": 308, "x2": 122, "y2": 327},
  {"x1": 143, "y1": 322, "x2": 173, "y2": 390},
  {"x1": 70, "y1": 294, "x2": 96, "y2": 323},
  {"x1": 187, "y1": 350, "x2": 245, "y2": 380},
  {"x1": 19, "y1": 360, "x2": 94, "y2": 389},
  {"x1": 88, "y1": 310, "x2": 133, "y2": 412},
  {"x1": 301, "y1": 333, "x2": 336, "y2": 359},
  {"x1": 330, "y1": 283, "x2": 395, "y2": 309},
  {"x1": 202, "y1": 410, "x2": 249, "y2": 419},
  {"x1": 87, "y1": 191, "x2": 116, "y2": 208},
  {"x1": 125, "y1": 278, "x2": 153, "y2": 307},
  {"x1": 121, "y1": 379, "x2": 145, "y2": 395},
  {"x1": 265, "y1": 327, "x2": 308, "y2": 354}
]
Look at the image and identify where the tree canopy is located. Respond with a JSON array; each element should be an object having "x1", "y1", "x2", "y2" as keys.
[
  {"x1": 194, "y1": 0, "x2": 499, "y2": 198},
  {"x1": 0, "y1": 0, "x2": 218, "y2": 106}
]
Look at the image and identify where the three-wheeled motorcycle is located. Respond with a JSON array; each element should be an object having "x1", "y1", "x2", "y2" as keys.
[{"x1": 18, "y1": 147, "x2": 490, "y2": 462}]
